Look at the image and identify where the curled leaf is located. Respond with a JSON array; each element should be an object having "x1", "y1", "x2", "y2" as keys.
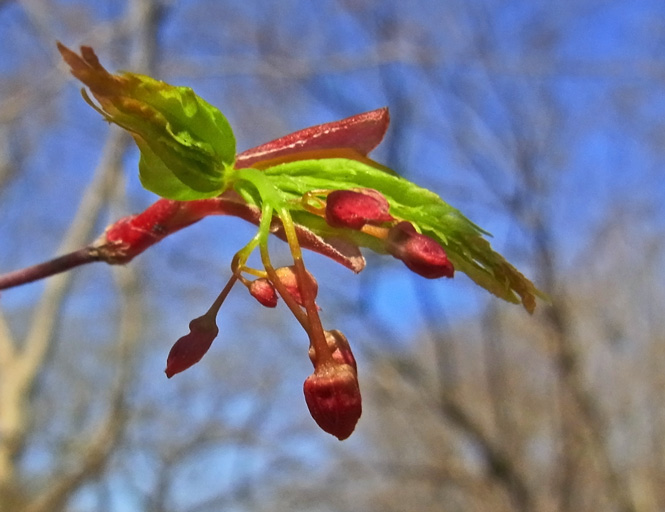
[
  {"x1": 236, "y1": 107, "x2": 390, "y2": 168},
  {"x1": 58, "y1": 43, "x2": 236, "y2": 199}
]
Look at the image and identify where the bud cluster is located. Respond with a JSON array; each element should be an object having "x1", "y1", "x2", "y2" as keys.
[
  {"x1": 44, "y1": 49, "x2": 540, "y2": 443},
  {"x1": 163, "y1": 187, "x2": 454, "y2": 441},
  {"x1": 323, "y1": 188, "x2": 454, "y2": 279}
]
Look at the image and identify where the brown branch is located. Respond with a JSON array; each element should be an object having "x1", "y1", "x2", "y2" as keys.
[
  {"x1": 0, "y1": 248, "x2": 99, "y2": 291},
  {"x1": 20, "y1": 1, "x2": 163, "y2": 510},
  {"x1": 439, "y1": 396, "x2": 533, "y2": 512},
  {"x1": 0, "y1": 131, "x2": 128, "y2": 512},
  {"x1": 0, "y1": 310, "x2": 16, "y2": 367},
  {"x1": 24, "y1": 255, "x2": 143, "y2": 512}
]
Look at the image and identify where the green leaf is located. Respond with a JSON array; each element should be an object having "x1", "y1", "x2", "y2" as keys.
[
  {"x1": 130, "y1": 74, "x2": 236, "y2": 164},
  {"x1": 59, "y1": 45, "x2": 236, "y2": 199},
  {"x1": 260, "y1": 157, "x2": 545, "y2": 312},
  {"x1": 137, "y1": 138, "x2": 230, "y2": 200},
  {"x1": 109, "y1": 77, "x2": 236, "y2": 198}
]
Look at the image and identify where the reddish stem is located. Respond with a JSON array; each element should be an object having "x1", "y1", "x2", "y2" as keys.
[
  {"x1": 1, "y1": 108, "x2": 387, "y2": 291},
  {"x1": 276, "y1": 207, "x2": 333, "y2": 365},
  {"x1": 0, "y1": 248, "x2": 99, "y2": 291},
  {"x1": 206, "y1": 273, "x2": 239, "y2": 318},
  {"x1": 0, "y1": 195, "x2": 362, "y2": 292}
]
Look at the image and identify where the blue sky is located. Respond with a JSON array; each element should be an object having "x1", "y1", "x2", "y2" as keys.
[{"x1": 1, "y1": 0, "x2": 664, "y2": 509}]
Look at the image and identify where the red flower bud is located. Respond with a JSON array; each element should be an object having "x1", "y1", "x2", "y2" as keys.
[
  {"x1": 165, "y1": 314, "x2": 218, "y2": 378},
  {"x1": 328, "y1": 330, "x2": 357, "y2": 371},
  {"x1": 325, "y1": 189, "x2": 393, "y2": 230},
  {"x1": 303, "y1": 363, "x2": 362, "y2": 440},
  {"x1": 275, "y1": 265, "x2": 318, "y2": 306},
  {"x1": 309, "y1": 330, "x2": 357, "y2": 371},
  {"x1": 248, "y1": 278, "x2": 278, "y2": 308},
  {"x1": 386, "y1": 221, "x2": 454, "y2": 279}
]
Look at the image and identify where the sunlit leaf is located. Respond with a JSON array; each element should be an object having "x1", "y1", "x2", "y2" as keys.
[
  {"x1": 260, "y1": 158, "x2": 545, "y2": 312},
  {"x1": 58, "y1": 43, "x2": 235, "y2": 199}
]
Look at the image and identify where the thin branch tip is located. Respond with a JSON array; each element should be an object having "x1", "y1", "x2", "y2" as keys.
[{"x1": 0, "y1": 247, "x2": 99, "y2": 291}]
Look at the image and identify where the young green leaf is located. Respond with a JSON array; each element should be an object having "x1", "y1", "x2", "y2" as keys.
[
  {"x1": 58, "y1": 43, "x2": 235, "y2": 199},
  {"x1": 259, "y1": 157, "x2": 545, "y2": 312}
]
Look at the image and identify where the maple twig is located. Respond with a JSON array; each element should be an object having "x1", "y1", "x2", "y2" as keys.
[
  {"x1": 0, "y1": 192, "x2": 366, "y2": 292},
  {"x1": 0, "y1": 107, "x2": 389, "y2": 294},
  {"x1": 0, "y1": 248, "x2": 99, "y2": 291}
]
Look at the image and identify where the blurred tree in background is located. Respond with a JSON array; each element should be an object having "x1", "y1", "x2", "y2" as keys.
[{"x1": 1, "y1": 0, "x2": 664, "y2": 511}]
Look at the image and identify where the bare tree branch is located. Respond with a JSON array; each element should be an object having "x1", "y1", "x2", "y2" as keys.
[{"x1": 0, "y1": 1, "x2": 164, "y2": 510}]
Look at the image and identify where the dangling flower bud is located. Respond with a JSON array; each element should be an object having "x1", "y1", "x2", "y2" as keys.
[
  {"x1": 248, "y1": 278, "x2": 278, "y2": 308},
  {"x1": 165, "y1": 314, "x2": 219, "y2": 378},
  {"x1": 386, "y1": 221, "x2": 454, "y2": 279},
  {"x1": 325, "y1": 189, "x2": 393, "y2": 230},
  {"x1": 303, "y1": 363, "x2": 362, "y2": 440},
  {"x1": 309, "y1": 330, "x2": 357, "y2": 371},
  {"x1": 164, "y1": 273, "x2": 238, "y2": 378},
  {"x1": 327, "y1": 329, "x2": 357, "y2": 370},
  {"x1": 275, "y1": 265, "x2": 318, "y2": 306}
]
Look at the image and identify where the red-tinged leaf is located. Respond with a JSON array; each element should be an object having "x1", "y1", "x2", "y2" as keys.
[
  {"x1": 269, "y1": 215, "x2": 367, "y2": 273},
  {"x1": 236, "y1": 108, "x2": 390, "y2": 168}
]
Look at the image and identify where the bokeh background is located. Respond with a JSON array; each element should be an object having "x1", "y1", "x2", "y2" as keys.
[{"x1": 1, "y1": 1, "x2": 664, "y2": 511}]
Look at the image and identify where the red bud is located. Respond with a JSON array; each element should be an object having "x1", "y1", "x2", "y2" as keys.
[
  {"x1": 386, "y1": 221, "x2": 454, "y2": 279},
  {"x1": 303, "y1": 363, "x2": 362, "y2": 440},
  {"x1": 275, "y1": 265, "x2": 318, "y2": 306},
  {"x1": 328, "y1": 330, "x2": 357, "y2": 371},
  {"x1": 248, "y1": 278, "x2": 278, "y2": 308},
  {"x1": 310, "y1": 330, "x2": 357, "y2": 371},
  {"x1": 325, "y1": 189, "x2": 393, "y2": 230},
  {"x1": 165, "y1": 315, "x2": 218, "y2": 378}
]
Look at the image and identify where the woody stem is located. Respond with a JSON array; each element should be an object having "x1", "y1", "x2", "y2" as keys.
[{"x1": 0, "y1": 247, "x2": 99, "y2": 290}]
